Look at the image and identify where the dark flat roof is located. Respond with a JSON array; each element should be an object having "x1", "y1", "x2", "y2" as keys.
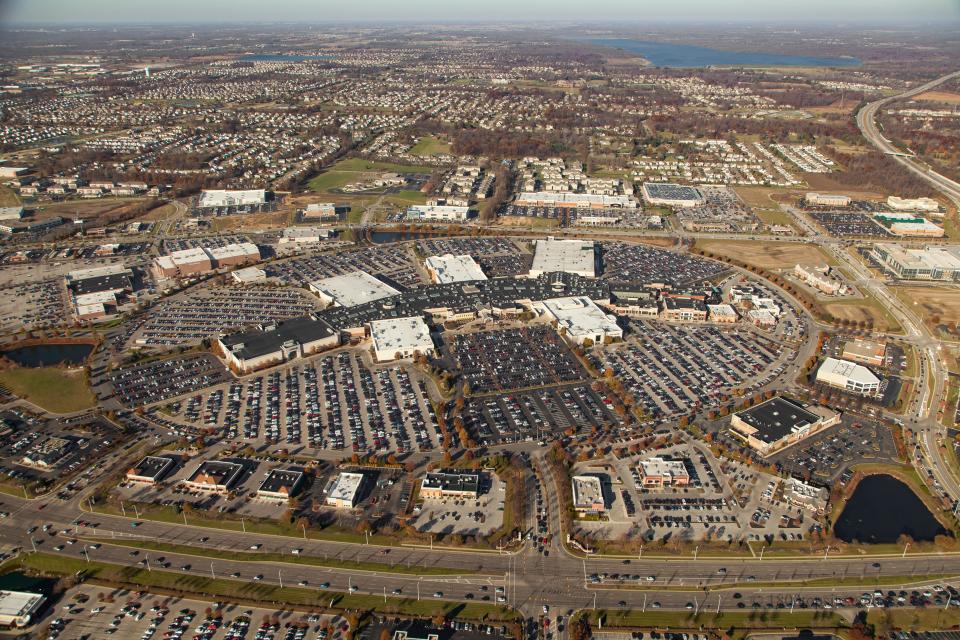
[
  {"x1": 70, "y1": 272, "x2": 132, "y2": 296},
  {"x1": 423, "y1": 471, "x2": 480, "y2": 494},
  {"x1": 259, "y1": 468, "x2": 304, "y2": 494},
  {"x1": 735, "y1": 397, "x2": 820, "y2": 444},
  {"x1": 221, "y1": 314, "x2": 335, "y2": 361}
]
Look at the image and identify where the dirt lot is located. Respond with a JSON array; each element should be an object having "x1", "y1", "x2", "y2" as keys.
[
  {"x1": 212, "y1": 210, "x2": 293, "y2": 231},
  {"x1": 696, "y1": 239, "x2": 836, "y2": 270},
  {"x1": 891, "y1": 285, "x2": 960, "y2": 333}
]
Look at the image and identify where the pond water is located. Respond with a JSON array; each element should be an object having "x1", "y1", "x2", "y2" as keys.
[
  {"x1": 2, "y1": 342, "x2": 94, "y2": 367},
  {"x1": 834, "y1": 474, "x2": 946, "y2": 544},
  {"x1": 578, "y1": 39, "x2": 860, "y2": 68}
]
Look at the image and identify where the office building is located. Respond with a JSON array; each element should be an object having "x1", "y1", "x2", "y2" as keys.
[
  {"x1": 815, "y1": 357, "x2": 881, "y2": 396},
  {"x1": 805, "y1": 193, "x2": 851, "y2": 207},
  {"x1": 870, "y1": 243, "x2": 960, "y2": 282},
  {"x1": 887, "y1": 195, "x2": 940, "y2": 214}
]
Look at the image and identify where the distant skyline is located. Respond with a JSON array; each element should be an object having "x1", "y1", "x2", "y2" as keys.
[{"x1": 3, "y1": 0, "x2": 959, "y2": 25}]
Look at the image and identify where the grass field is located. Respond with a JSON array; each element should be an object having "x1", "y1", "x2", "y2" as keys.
[
  {"x1": 409, "y1": 136, "x2": 451, "y2": 156},
  {"x1": 754, "y1": 208, "x2": 799, "y2": 230},
  {"x1": 7, "y1": 553, "x2": 517, "y2": 621},
  {"x1": 0, "y1": 184, "x2": 21, "y2": 207},
  {"x1": 822, "y1": 292, "x2": 904, "y2": 333},
  {"x1": 696, "y1": 239, "x2": 836, "y2": 270},
  {"x1": 0, "y1": 366, "x2": 96, "y2": 413},
  {"x1": 308, "y1": 158, "x2": 437, "y2": 194},
  {"x1": 891, "y1": 285, "x2": 960, "y2": 336},
  {"x1": 867, "y1": 607, "x2": 960, "y2": 632},
  {"x1": 583, "y1": 609, "x2": 847, "y2": 631},
  {"x1": 913, "y1": 90, "x2": 960, "y2": 105}
]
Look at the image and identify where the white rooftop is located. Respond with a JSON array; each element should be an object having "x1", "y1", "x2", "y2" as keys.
[
  {"x1": 537, "y1": 296, "x2": 620, "y2": 340},
  {"x1": 328, "y1": 472, "x2": 364, "y2": 504},
  {"x1": 67, "y1": 263, "x2": 131, "y2": 281},
  {"x1": 530, "y1": 239, "x2": 596, "y2": 278},
  {"x1": 572, "y1": 475, "x2": 604, "y2": 509},
  {"x1": 877, "y1": 244, "x2": 960, "y2": 270},
  {"x1": 369, "y1": 316, "x2": 434, "y2": 356},
  {"x1": 168, "y1": 247, "x2": 211, "y2": 265},
  {"x1": 206, "y1": 242, "x2": 260, "y2": 261},
  {"x1": 424, "y1": 254, "x2": 487, "y2": 284},
  {"x1": 819, "y1": 357, "x2": 881, "y2": 386},
  {"x1": 310, "y1": 271, "x2": 400, "y2": 308},
  {"x1": 0, "y1": 590, "x2": 45, "y2": 626},
  {"x1": 198, "y1": 189, "x2": 266, "y2": 208}
]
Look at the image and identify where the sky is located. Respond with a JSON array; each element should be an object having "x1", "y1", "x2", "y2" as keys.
[{"x1": 2, "y1": 0, "x2": 959, "y2": 25}]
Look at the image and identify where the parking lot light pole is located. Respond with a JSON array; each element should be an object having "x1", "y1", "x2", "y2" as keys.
[
  {"x1": 241, "y1": 517, "x2": 246, "y2": 533},
  {"x1": 120, "y1": 501, "x2": 126, "y2": 517},
  {"x1": 133, "y1": 505, "x2": 140, "y2": 519},
  {"x1": 693, "y1": 545, "x2": 699, "y2": 560},
  {"x1": 760, "y1": 545, "x2": 765, "y2": 560},
  {"x1": 278, "y1": 569, "x2": 283, "y2": 589},
  {"x1": 642, "y1": 593, "x2": 646, "y2": 612},
  {"x1": 29, "y1": 537, "x2": 36, "y2": 553},
  {"x1": 903, "y1": 541, "x2": 910, "y2": 557},
  {"x1": 82, "y1": 546, "x2": 89, "y2": 563},
  {"x1": 592, "y1": 593, "x2": 597, "y2": 611}
]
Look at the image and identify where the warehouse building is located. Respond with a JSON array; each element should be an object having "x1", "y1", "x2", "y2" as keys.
[
  {"x1": 369, "y1": 316, "x2": 435, "y2": 362},
  {"x1": 152, "y1": 243, "x2": 260, "y2": 280},
  {"x1": 309, "y1": 271, "x2": 400, "y2": 308},
  {"x1": 420, "y1": 471, "x2": 481, "y2": 499},
  {"x1": 126, "y1": 455, "x2": 177, "y2": 484},
  {"x1": 730, "y1": 396, "x2": 840, "y2": 456},
  {"x1": 534, "y1": 296, "x2": 622, "y2": 345},
  {"x1": 218, "y1": 314, "x2": 339, "y2": 373},
  {"x1": 572, "y1": 475, "x2": 606, "y2": 516},
  {"x1": 529, "y1": 239, "x2": 596, "y2": 278},
  {"x1": 325, "y1": 471, "x2": 365, "y2": 508},
  {"x1": 805, "y1": 193, "x2": 851, "y2": 207},
  {"x1": 641, "y1": 182, "x2": 705, "y2": 208},
  {"x1": 257, "y1": 468, "x2": 304, "y2": 500},
  {"x1": 424, "y1": 254, "x2": 487, "y2": 284},
  {"x1": 815, "y1": 357, "x2": 881, "y2": 396}
]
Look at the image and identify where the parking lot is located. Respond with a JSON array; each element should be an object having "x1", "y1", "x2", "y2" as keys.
[
  {"x1": 676, "y1": 186, "x2": 760, "y2": 233},
  {"x1": 591, "y1": 320, "x2": 787, "y2": 420},
  {"x1": 769, "y1": 418, "x2": 898, "y2": 484},
  {"x1": 163, "y1": 234, "x2": 252, "y2": 253},
  {"x1": 497, "y1": 204, "x2": 647, "y2": 228},
  {"x1": 129, "y1": 286, "x2": 321, "y2": 348},
  {"x1": 409, "y1": 473, "x2": 505, "y2": 537},
  {"x1": 447, "y1": 327, "x2": 587, "y2": 393},
  {"x1": 416, "y1": 237, "x2": 532, "y2": 278},
  {"x1": 157, "y1": 350, "x2": 442, "y2": 452},
  {"x1": 0, "y1": 279, "x2": 69, "y2": 333},
  {"x1": 266, "y1": 245, "x2": 424, "y2": 290},
  {"x1": 455, "y1": 383, "x2": 618, "y2": 445},
  {"x1": 807, "y1": 211, "x2": 891, "y2": 237},
  {"x1": 0, "y1": 410, "x2": 128, "y2": 496},
  {"x1": 110, "y1": 353, "x2": 231, "y2": 407},
  {"x1": 359, "y1": 617, "x2": 511, "y2": 640},
  {"x1": 42, "y1": 583, "x2": 347, "y2": 640},
  {"x1": 601, "y1": 242, "x2": 728, "y2": 289}
]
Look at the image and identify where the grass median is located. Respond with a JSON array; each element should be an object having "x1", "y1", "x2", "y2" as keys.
[
  {"x1": 583, "y1": 609, "x2": 848, "y2": 630},
  {"x1": 6, "y1": 553, "x2": 517, "y2": 622},
  {"x1": 76, "y1": 537, "x2": 476, "y2": 576}
]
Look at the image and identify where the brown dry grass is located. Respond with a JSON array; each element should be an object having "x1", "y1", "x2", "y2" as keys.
[
  {"x1": 212, "y1": 210, "x2": 292, "y2": 232},
  {"x1": 697, "y1": 239, "x2": 835, "y2": 270},
  {"x1": 914, "y1": 90, "x2": 960, "y2": 105},
  {"x1": 891, "y1": 285, "x2": 960, "y2": 333}
]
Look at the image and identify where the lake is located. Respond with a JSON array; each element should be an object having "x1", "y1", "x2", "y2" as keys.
[
  {"x1": 242, "y1": 54, "x2": 332, "y2": 62},
  {"x1": 579, "y1": 39, "x2": 860, "y2": 68},
  {"x1": 3, "y1": 342, "x2": 94, "y2": 367},
  {"x1": 834, "y1": 474, "x2": 946, "y2": 544}
]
